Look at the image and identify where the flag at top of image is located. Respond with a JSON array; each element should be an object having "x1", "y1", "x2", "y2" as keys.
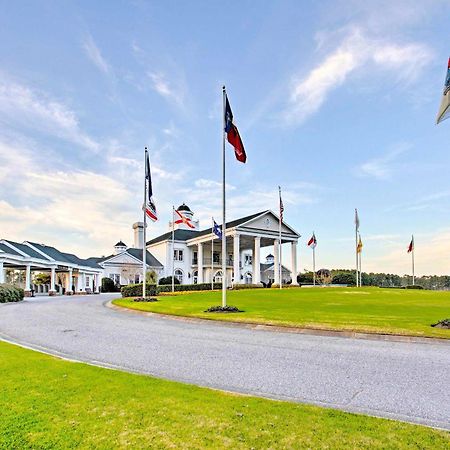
[
  {"x1": 436, "y1": 58, "x2": 450, "y2": 124},
  {"x1": 212, "y1": 219, "x2": 222, "y2": 240},
  {"x1": 407, "y1": 236, "x2": 414, "y2": 253},
  {"x1": 174, "y1": 209, "x2": 195, "y2": 229},
  {"x1": 307, "y1": 233, "x2": 317, "y2": 249},
  {"x1": 224, "y1": 92, "x2": 247, "y2": 163},
  {"x1": 355, "y1": 208, "x2": 360, "y2": 231},
  {"x1": 144, "y1": 151, "x2": 157, "y2": 222},
  {"x1": 279, "y1": 187, "x2": 284, "y2": 222}
]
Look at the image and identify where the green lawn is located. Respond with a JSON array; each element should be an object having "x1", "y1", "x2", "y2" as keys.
[
  {"x1": 0, "y1": 341, "x2": 449, "y2": 449},
  {"x1": 113, "y1": 287, "x2": 450, "y2": 339}
]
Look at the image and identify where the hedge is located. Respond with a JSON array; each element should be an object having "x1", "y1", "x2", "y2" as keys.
[
  {"x1": 0, "y1": 284, "x2": 24, "y2": 303},
  {"x1": 231, "y1": 284, "x2": 264, "y2": 290},
  {"x1": 121, "y1": 282, "x2": 222, "y2": 297}
]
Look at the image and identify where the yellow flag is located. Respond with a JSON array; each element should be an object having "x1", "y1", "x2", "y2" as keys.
[{"x1": 357, "y1": 236, "x2": 363, "y2": 254}]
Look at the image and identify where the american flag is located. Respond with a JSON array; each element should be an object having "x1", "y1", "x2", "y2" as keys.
[
  {"x1": 279, "y1": 186, "x2": 284, "y2": 222},
  {"x1": 144, "y1": 150, "x2": 157, "y2": 222},
  {"x1": 407, "y1": 235, "x2": 414, "y2": 253}
]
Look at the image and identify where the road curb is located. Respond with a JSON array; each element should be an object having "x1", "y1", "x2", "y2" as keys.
[{"x1": 106, "y1": 300, "x2": 450, "y2": 346}]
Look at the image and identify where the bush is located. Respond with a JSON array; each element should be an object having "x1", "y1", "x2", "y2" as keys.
[
  {"x1": 121, "y1": 283, "x2": 158, "y2": 298},
  {"x1": 158, "y1": 276, "x2": 180, "y2": 285},
  {"x1": 406, "y1": 285, "x2": 424, "y2": 289},
  {"x1": 0, "y1": 284, "x2": 24, "y2": 303},
  {"x1": 101, "y1": 277, "x2": 118, "y2": 293},
  {"x1": 231, "y1": 284, "x2": 264, "y2": 290},
  {"x1": 157, "y1": 283, "x2": 222, "y2": 293},
  {"x1": 121, "y1": 282, "x2": 223, "y2": 297},
  {"x1": 331, "y1": 272, "x2": 356, "y2": 286}
]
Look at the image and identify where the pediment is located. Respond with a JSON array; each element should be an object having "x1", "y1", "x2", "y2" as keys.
[
  {"x1": 237, "y1": 211, "x2": 299, "y2": 236},
  {"x1": 101, "y1": 252, "x2": 141, "y2": 266}
]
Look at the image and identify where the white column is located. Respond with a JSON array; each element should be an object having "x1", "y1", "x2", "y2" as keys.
[
  {"x1": 68, "y1": 269, "x2": 73, "y2": 294},
  {"x1": 0, "y1": 261, "x2": 4, "y2": 284},
  {"x1": 49, "y1": 267, "x2": 56, "y2": 294},
  {"x1": 25, "y1": 264, "x2": 31, "y2": 292},
  {"x1": 82, "y1": 272, "x2": 86, "y2": 291},
  {"x1": 291, "y1": 241, "x2": 298, "y2": 285},
  {"x1": 95, "y1": 273, "x2": 101, "y2": 293},
  {"x1": 76, "y1": 273, "x2": 83, "y2": 292},
  {"x1": 198, "y1": 243, "x2": 204, "y2": 283},
  {"x1": 253, "y1": 237, "x2": 261, "y2": 285},
  {"x1": 233, "y1": 234, "x2": 240, "y2": 284},
  {"x1": 274, "y1": 240, "x2": 280, "y2": 285}
]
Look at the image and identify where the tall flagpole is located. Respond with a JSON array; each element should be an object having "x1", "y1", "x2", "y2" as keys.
[
  {"x1": 172, "y1": 206, "x2": 175, "y2": 293},
  {"x1": 143, "y1": 147, "x2": 148, "y2": 299},
  {"x1": 412, "y1": 235, "x2": 415, "y2": 286},
  {"x1": 211, "y1": 217, "x2": 214, "y2": 291},
  {"x1": 222, "y1": 86, "x2": 227, "y2": 307},
  {"x1": 312, "y1": 242, "x2": 316, "y2": 286},
  {"x1": 355, "y1": 209, "x2": 359, "y2": 287},
  {"x1": 358, "y1": 234, "x2": 362, "y2": 287},
  {"x1": 278, "y1": 186, "x2": 282, "y2": 289}
]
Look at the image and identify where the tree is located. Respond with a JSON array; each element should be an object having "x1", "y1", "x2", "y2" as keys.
[
  {"x1": 297, "y1": 272, "x2": 314, "y2": 284},
  {"x1": 33, "y1": 273, "x2": 50, "y2": 285},
  {"x1": 331, "y1": 272, "x2": 356, "y2": 286},
  {"x1": 101, "y1": 277, "x2": 117, "y2": 293},
  {"x1": 146, "y1": 270, "x2": 157, "y2": 284},
  {"x1": 158, "y1": 276, "x2": 180, "y2": 285}
]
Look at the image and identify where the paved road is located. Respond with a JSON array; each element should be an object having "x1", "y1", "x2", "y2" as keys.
[{"x1": 1, "y1": 294, "x2": 449, "y2": 430}]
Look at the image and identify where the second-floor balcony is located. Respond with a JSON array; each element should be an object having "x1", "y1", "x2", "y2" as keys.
[{"x1": 192, "y1": 257, "x2": 234, "y2": 267}]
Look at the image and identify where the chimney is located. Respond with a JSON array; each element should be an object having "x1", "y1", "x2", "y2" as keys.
[{"x1": 133, "y1": 222, "x2": 145, "y2": 249}]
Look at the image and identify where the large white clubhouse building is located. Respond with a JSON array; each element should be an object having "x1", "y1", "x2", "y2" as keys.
[{"x1": 0, "y1": 205, "x2": 300, "y2": 295}]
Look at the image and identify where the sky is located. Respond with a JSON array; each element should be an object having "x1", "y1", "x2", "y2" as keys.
[{"x1": 1, "y1": 0, "x2": 450, "y2": 275}]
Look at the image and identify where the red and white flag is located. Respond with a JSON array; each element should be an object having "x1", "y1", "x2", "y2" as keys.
[
  {"x1": 279, "y1": 186, "x2": 284, "y2": 222},
  {"x1": 307, "y1": 233, "x2": 317, "y2": 249},
  {"x1": 174, "y1": 209, "x2": 195, "y2": 229}
]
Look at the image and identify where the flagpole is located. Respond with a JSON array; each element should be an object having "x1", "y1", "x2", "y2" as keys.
[
  {"x1": 222, "y1": 86, "x2": 227, "y2": 307},
  {"x1": 211, "y1": 217, "x2": 214, "y2": 291},
  {"x1": 143, "y1": 147, "x2": 148, "y2": 299},
  {"x1": 312, "y1": 232, "x2": 316, "y2": 286},
  {"x1": 172, "y1": 206, "x2": 175, "y2": 293},
  {"x1": 412, "y1": 235, "x2": 415, "y2": 286},
  {"x1": 278, "y1": 186, "x2": 282, "y2": 289},
  {"x1": 355, "y1": 209, "x2": 359, "y2": 287}
]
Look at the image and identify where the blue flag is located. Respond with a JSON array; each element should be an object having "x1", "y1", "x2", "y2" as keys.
[{"x1": 213, "y1": 219, "x2": 222, "y2": 240}]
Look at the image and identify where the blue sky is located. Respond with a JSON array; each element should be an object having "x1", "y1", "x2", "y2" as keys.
[{"x1": 1, "y1": 0, "x2": 450, "y2": 275}]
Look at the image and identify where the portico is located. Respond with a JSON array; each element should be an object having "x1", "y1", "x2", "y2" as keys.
[{"x1": 186, "y1": 210, "x2": 300, "y2": 286}]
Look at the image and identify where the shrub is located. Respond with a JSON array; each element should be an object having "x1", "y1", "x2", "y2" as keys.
[
  {"x1": 158, "y1": 283, "x2": 222, "y2": 293},
  {"x1": 0, "y1": 284, "x2": 24, "y2": 303},
  {"x1": 331, "y1": 272, "x2": 356, "y2": 286},
  {"x1": 406, "y1": 285, "x2": 424, "y2": 290},
  {"x1": 231, "y1": 284, "x2": 264, "y2": 290},
  {"x1": 121, "y1": 282, "x2": 223, "y2": 297},
  {"x1": 101, "y1": 277, "x2": 118, "y2": 293},
  {"x1": 121, "y1": 283, "x2": 158, "y2": 298},
  {"x1": 158, "y1": 276, "x2": 180, "y2": 285}
]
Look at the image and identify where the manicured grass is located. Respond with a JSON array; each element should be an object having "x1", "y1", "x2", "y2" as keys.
[
  {"x1": 114, "y1": 287, "x2": 450, "y2": 339},
  {"x1": 0, "y1": 341, "x2": 449, "y2": 449}
]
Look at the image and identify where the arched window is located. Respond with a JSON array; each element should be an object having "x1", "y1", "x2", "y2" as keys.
[
  {"x1": 244, "y1": 272, "x2": 252, "y2": 284},
  {"x1": 213, "y1": 270, "x2": 223, "y2": 283},
  {"x1": 174, "y1": 269, "x2": 183, "y2": 284},
  {"x1": 193, "y1": 270, "x2": 198, "y2": 284}
]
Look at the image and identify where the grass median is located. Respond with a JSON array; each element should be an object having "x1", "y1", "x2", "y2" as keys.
[
  {"x1": 113, "y1": 287, "x2": 450, "y2": 339},
  {"x1": 1, "y1": 340, "x2": 449, "y2": 449}
]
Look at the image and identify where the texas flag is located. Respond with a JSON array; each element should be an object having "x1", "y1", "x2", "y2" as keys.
[
  {"x1": 307, "y1": 233, "x2": 317, "y2": 249},
  {"x1": 224, "y1": 94, "x2": 247, "y2": 163},
  {"x1": 407, "y1": 236, "x2": 414, "y2": 253}
]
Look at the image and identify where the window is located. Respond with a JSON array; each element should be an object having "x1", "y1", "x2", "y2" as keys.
[
  {"x1": 134, "y1": 274, "x2": 140, "y2": 284},
  {"x1": 213, "y1": 252, "x2": 220, "y2": 263},
  {"x1": 174, "y1": 249, "x2": 184, "y2": 261},
  {"x1": 85, "y1": 275, "x2": 90, "y2": 288},
  {"x1": 174, "y1": 269, "x2": 183, "y2": 284},
  {"x1": 192, "y1": 251, "x2": 198, "y2": 265},
  {"x1": 109, "y1": 274, "x2": 120, "y2": 286},
  {"x1": 193, "y1": 270, "x2": 198, "y2": 284},
  {"x1": 244, "y1": 255, "x2": 252, "y2": 266},
  {"x1": 213, "y1": 270, "x2": 223, "y2": 283}
]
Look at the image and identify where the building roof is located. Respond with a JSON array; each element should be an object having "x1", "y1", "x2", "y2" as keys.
[
  {"x1": 177, "y1": 203, "x2": 192, "y2": 212},
  {"x1": 3, "y1": 240, "x2": 47, "y2": 259},
  {"x1": 0, "y1": 243, "x2": 22, "y2": 256},
  {"x1": 115, "y1": 241, "x2": 127, "y2": 247},
  {"x1": 96, "y1": 248, "x2": 163, "y2": 268},
  {"x1": 147, "y1": 229, "x2": 200, "y2": 245}
]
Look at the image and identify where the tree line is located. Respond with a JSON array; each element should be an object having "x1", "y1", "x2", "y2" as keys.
[{"x1": 297, "y1": 269, "x2": 450, "y2": 290}]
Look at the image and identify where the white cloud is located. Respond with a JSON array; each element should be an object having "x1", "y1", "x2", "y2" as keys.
[
  {"x1": 283, "y1": 29, "x2": 433, "y2": 125},
  {"x1": 147, "y1": 71, "x2": 184, "y2": 106},
  {"x1": 83, "y1": 34, "x2": 110, "y2": 75},
  {"x1": 0, "y1": 75, "x2": 99, "y2": 151},
  {"x1": 358, "y1": 142, "x2": 411, "y2": 179}
]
